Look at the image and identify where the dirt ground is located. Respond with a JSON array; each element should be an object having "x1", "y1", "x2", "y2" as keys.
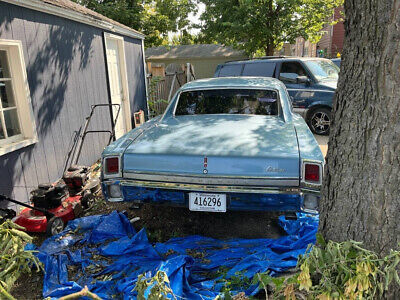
[
  {"x1": 10, "y1": 196, "x2": 288, "y2": 299},
  {"x1": 87, "y1": 197, "x2": 287, "y2": 241}
]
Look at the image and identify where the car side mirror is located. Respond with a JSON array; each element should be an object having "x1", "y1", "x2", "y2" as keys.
[{"x1": 296, "y1": 76, "x2": 310, "y2": 85}]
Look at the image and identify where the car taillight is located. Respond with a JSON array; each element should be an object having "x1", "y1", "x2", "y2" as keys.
[
  {"x1": 304, "y1": 163, "x2": 320, "y2": 182},
  {"x1": 105, "y1": 157, "x2": 119, "y2": 174}
]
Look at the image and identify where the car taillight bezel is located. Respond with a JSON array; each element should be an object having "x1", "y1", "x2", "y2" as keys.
[
  {"x1": 103, "y1": 156, "x2": 120, "y2": 177},
  {"x1": 301, "y1": 160, "x2": 323, "y2": 185}
]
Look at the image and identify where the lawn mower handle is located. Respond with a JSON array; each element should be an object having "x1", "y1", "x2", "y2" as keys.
[{"x1": 0, "y1": 194, "x2": 55, "y2": 218}]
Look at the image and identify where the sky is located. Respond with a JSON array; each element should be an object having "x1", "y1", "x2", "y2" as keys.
[
  {"x1": 168, "y1": 2, "x2": 205, "y2": 39},
  {"x1": 188, "y1": 2, "x2": 205, "y2": 34}
]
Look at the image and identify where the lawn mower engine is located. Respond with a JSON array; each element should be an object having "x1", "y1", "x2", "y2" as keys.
[
  {"x1": 13, "y1": 170, "x2": 99, "y2": 236},
  {"x1": 63, "y1": 165, "x2": 89, "y2": 195},
  {"x1": 63, "y1": 165, "x2": 101, "y2": 196},
  {"x1": 14, "y1": 183, "x2": 83, "y2": 236}
]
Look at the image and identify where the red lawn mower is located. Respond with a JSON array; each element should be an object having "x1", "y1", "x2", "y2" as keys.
[
  {"x1": 0, "y1": 104, "x2": 120, "y2": 236},
  {"x1": 2, "y1": 180, "x2": 96, "y2": 236}
]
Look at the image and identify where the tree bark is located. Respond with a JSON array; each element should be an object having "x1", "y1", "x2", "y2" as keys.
[
  {"x1": 319, "y1": 0, "x2": 400, "y2": 296},
  {"x1": 265, "y1": 44, "x2": 275, "y2": 56}
]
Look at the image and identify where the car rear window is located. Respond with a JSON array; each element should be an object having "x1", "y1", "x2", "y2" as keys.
[
  {"x1": 175, "y1": 89, "x2": 279, "y2": 116},
  {"x1": 242, "y1": 62, "x2": 276, "y2": 77},
  {"x1": 217, "y1": 64, "x2": 242, "y2": 77}
]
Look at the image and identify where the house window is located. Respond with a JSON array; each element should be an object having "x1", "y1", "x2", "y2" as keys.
[
  {"x1": 0, "y1": 50, "x2": 22, "y2": 145},
  {"x1": 0, "y1": 40, "x2": 37, "y2": 156}
]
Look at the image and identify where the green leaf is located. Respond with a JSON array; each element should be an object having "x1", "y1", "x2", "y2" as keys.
[{"x1": 316, "y1": 233, "x2": 327, "y2": 248}]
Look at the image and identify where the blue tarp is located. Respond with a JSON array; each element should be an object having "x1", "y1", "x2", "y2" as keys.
[{"x1": 35, "y1": 211, "x2": 318, "y2": 299}]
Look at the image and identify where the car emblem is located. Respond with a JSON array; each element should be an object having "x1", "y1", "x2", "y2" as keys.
[
  {"x1": 266, "y1": 166, "x2": 286, "y2": 173},
  {"x1": 203, "y1": 157, "x2": 208, "y2": 174}
]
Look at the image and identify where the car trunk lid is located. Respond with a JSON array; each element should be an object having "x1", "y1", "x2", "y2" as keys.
[{"x1": 122, "y1": 115, "x2": 300, "y2": 180}]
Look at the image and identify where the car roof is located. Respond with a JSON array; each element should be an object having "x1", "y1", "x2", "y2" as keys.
[
  {"x1": 180, "y1": 77, "x2": 286, "y2": 91},
  {"x1": 223, "y1": 56, "x2": 332, "y2": 65}
]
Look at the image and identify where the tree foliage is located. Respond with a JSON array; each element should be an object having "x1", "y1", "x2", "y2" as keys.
[
  {"x1": 255, "y1": 235, "x2": 400, "y2": 299},
  {"x1": 72, "y1": 0, "x2": 197, "y2": 47},
  {"x1": 0, "y1": 220, "x2": 42, "y2": 300},
  {"x1": 198, "y1": 0, "x2": 343, "y2": 56}
]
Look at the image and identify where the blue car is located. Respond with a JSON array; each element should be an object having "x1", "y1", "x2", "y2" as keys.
[
  {"x1": 101, "y1": 77, "x2": 324, "y2": 215},
  {"x1": 215, "y1": 57, "x2": 339, "y2": 135}
]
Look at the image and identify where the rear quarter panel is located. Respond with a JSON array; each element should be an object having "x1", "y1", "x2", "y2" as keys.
[
  {"x1": 292, "y1": 114, "x2": 324, "y2": 162},
  {"x1": 102, "y1": 116, "x2": 161, "y2": 157}
]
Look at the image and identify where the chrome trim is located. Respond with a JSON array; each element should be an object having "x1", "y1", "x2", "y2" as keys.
[
  {"x1": 108, "y1": 197, "x2": 124, "y2": 202},
  {"x1": 104, "y1": 178, "x2": 320, "y2": 195},
  {"x1": 123, "y1": 171, "x2": 299, "y2": 187},
  {"x1": 119, "y1": 179, "x2": 301, "y2": 194},
  {"x1": 286, "y1": 88, "x2": 335, "y2": 93},
  {"x1": 301, "y1": 208, "x2": 319, "y2": 214}
]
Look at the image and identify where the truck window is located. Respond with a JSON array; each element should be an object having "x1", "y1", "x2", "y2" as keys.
[
  {"x1": 242, "y1": 62, "x2": 276, "y2": 77},
  {"x1": 279, "y1": 62, "x2": 308, "y2": 83},
  {"x1": 218, "y1": 64, "x2": 242, "y2": 77}
]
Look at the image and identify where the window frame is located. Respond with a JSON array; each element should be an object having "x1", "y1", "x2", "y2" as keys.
[{"x1": 0, "y1": 39, "x2": 37, "y2": 156}]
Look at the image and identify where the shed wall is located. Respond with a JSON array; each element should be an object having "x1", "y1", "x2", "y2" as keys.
[{"x1": 0, "y1": 1, "x2": 146, "y2": 207}]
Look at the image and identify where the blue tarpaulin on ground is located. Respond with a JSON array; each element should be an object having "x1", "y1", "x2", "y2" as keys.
[{"x1": 35, "y1": 211, "x2": 318, "y2": 299}]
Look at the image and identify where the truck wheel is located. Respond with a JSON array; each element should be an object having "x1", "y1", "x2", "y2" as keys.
[
  {"x1": 308, "y1": 108, "x2": 331, "y2": 135},
  {"x1": 81, "y1": 194, "x2": 95, "y2": 210},
  {"x1": 46, "y1": 216, "x2": 64, "y2": 236}
]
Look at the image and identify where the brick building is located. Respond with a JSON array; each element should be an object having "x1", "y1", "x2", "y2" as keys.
[
  {"x1": 316, "y1": 7, "x2": 344, "y2": 58},
  {"x1": 294, "y1": 7, "x2": 344, "y2": 58}
]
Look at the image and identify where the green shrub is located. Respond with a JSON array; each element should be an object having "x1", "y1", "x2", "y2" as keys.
[
  {"x1": 255, "y1": 234, "x2": 400, "y2": 299},
  {"x1": 0, "y1": 220, "x2": 42, "y2": 299}
]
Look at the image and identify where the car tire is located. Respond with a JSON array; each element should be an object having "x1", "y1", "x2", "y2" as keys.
[
  {"x1": 308, "y1": 108, "x2": 331, "y2": 135},
  {"x1": 46, "y1": 216, "x2": 64, "y2": 236}
]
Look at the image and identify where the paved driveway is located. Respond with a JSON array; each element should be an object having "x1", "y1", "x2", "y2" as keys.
[{"x1": 315, "y1": 135, "x2": 329, "y2": 157}]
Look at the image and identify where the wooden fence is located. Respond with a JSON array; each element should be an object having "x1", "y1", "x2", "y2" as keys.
[{"x1": 146, "y1": 65, "x2": 196, "y2": 118}]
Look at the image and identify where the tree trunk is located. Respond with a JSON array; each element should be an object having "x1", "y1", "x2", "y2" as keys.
[
  {"x1": 265, "y1": 44, "x2": 275, "y2": 56},
  {"x1": 319, "y1": 0, "x2": 400, "y2": 297}
]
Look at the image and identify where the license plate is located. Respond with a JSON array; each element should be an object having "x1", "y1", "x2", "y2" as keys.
[{"x1": 189, "y1": 192, "x2": 226, "y2": 212}]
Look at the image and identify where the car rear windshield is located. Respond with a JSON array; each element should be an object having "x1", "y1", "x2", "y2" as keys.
[{"x1": 175, "y1": 89, "x2": 279, "y2": 116}]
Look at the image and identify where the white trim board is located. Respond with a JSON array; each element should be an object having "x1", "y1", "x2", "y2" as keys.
[
  {"x1": 104, "y1": 33, "x2": 132, "y2": 138},
  {"x1": 0, "y1": 39, "x2": 38, "y2": 156},
  {"x1": 1, "y1": 0, "x2": 145, "y2": 40}
]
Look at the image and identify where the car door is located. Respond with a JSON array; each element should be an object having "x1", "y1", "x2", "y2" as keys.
[{"x1": 277, "y1": 61, "x2": 315, "y2": 116}]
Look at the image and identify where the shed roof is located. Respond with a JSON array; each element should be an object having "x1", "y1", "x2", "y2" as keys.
[
  {"x1": 146, "y1": 44, "x2": 246, "y2": 60},
  {"x1": 3, "y1": 0, "x2": 144, "y2": 39}
]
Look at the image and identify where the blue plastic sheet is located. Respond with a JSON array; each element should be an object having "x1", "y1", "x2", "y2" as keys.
[{"x1": 35, "y1": 211, "x2": 318, "y2": 299}]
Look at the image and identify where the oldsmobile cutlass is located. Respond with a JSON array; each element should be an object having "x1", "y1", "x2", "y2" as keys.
[{"x1": 101, "y1": 77, "x2": 324, "y2": 215}]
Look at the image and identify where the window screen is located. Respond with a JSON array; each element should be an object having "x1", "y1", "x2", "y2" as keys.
[
  {"x1": 175, "y1": 89, "x2": 279, "y2": 116},
  {"x1": 218, "y1": 64, "x2": 242, "y2": 77},
  {"x1": 242, "y1": 62, "x2": 276, "y2": 77}
]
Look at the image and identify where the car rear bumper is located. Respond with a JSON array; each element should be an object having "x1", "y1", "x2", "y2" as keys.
[{"x1": 102, "y1": 178, "x2": 320, "y2": 213}]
